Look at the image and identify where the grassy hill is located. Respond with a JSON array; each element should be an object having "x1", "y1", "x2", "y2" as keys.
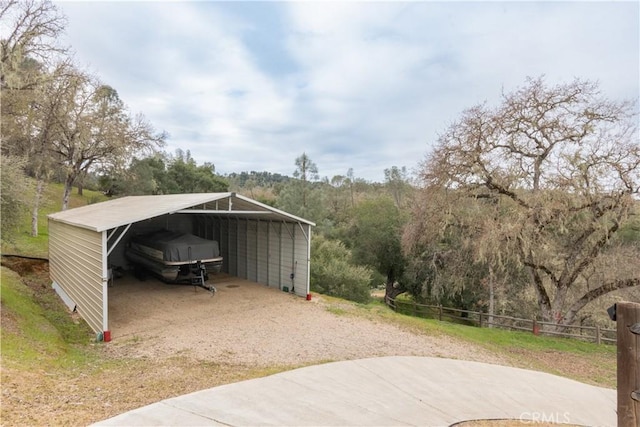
[
  {"x1": 0, "y1": 183, "x2": 617, "y2": 425},
  {"x1": 1, "y1": 182, "x2": 108, "y2": 258}
]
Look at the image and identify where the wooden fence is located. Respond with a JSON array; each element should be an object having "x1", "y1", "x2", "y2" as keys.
[{"x1": 386, "y1": 297, "x2": 617, "y2": 345}]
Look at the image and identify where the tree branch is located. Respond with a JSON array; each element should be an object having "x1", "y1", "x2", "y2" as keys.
[
  {"x1": 562, "y1": 277, "x2": 640, "y2": 325},
  {"x1": 484, "y1": 175, "x2": 530, "y2": 209},
  {"x1": 522, "y1": 260, "x2": 559, "y2": 284},
  {"x1": 561, "y1": 219, "x2": 620, "y2": 289}
]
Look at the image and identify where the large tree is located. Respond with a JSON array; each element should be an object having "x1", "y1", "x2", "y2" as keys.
[
  {"x1": 277, "y1": 153, "x2": 325, "y2": 221},
  {"x1": 292, "y1": 152, "x2": 319, "y2": 211},
  {"x1": 46, "y1": 70, "x2": 165, "y2": 209},
  {"x1": 403, "y1": 185, "x2": 530, "y2": 316},
  {"x1": 1, "y1": 0, "x2": 69, "y2": 233},
  {"x1": 413, "y1": 77, "x2": 639, "y2": 328},
  {"x1": 347, "y1": 197, "x2": 408, "y2": 303}
]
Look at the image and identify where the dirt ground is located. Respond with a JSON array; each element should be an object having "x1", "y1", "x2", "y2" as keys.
[{"x1": 107, "y1": 272, "x2": 506, "y2": 366}]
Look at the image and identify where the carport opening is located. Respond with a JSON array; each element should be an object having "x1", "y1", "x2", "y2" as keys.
[{"x1": 104, "y1": 211, "x2": 309, "y2": 337}]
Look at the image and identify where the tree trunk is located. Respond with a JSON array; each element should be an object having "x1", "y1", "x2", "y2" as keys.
[
  {"x1": 77, "y1": 182, "x2": 83, "y2": 196},
  {"x1": 488, "y1": 267, "x2": 495, "y2": 328},
  {"x1": 31, "y1": 177, "x2": 45, "y2": 236},
  {"x1": 548, "y1": 284, "x2": 570, "y2": 332},
  {"x1": 525, "y1": 264, "x2": 555, "y2": 329},
  {"x1": 384, "y1": 281, "x2": 405, "y2": 305},
  {"x1": 384, "y1": 269, "x2": 405, "y2": 305},
  {"x1": 62, "y1": 176, "x2": 74, "y2": 210}
]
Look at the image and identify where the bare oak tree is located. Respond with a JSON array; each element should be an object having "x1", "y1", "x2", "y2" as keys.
[
  {"x1": 412, "y1": 77, "x2": 639, "y2": 328},
  {"x1": 1, "y1": 0, "x2": 165, "y2": 220},
  {"x1": 46, "y1": 69, "x2": 165, "y2": 210}
]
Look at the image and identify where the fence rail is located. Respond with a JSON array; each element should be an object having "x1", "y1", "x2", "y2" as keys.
[{"x1": 386, "y1": 297, "x2": 616, "y2": 345}]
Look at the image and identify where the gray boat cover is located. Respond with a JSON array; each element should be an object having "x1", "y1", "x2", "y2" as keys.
[{"x1": 131, "y1": 229, "x2": 220, "y2": 263}]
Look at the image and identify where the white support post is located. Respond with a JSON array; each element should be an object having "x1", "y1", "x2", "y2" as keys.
[
  {"x1": 101, "y1": 231, "x2": 110, "y2": 340},
  {"x1": 306, "y1": 225, "x2": 311, "y2": 297}
]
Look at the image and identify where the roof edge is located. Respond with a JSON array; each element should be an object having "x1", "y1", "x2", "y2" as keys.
[{"x1": 233, "y1": 193, "x2": 316, "y2": 226}]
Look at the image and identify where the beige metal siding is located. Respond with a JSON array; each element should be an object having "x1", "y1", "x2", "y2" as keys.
[{"x1": 49, "y1": 220, "x2": 104, "y2": 334}]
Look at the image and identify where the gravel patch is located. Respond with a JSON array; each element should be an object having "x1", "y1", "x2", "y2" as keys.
[{"x1": 107, "y1": 274, "x2": 505, "y2": 367}]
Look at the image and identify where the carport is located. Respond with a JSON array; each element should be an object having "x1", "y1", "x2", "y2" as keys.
[{"x1": 48, "y1": 193, "x2": 314, "y2": 339}]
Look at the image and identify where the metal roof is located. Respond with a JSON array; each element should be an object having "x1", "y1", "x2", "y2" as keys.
[{"x1": 48, "y1": 193, "x2": 315, "y2": 232}]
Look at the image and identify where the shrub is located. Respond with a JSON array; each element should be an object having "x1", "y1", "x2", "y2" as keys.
[{"x1": 311, "y1": 235, "x2": 373, "y2": 303}]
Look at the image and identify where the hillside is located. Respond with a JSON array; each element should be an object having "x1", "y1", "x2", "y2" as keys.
[
  {"x1": 0, "y1": 182, "x2": 616, "y2": 426},
  {"x1": 0, "y1": 255, "x2": 616, "y2": 426},
  {"x1": 1, "y1": 182, "x2": 108, "y2": 258}
]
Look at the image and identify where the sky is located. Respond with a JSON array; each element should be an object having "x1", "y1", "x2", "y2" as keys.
[{"x1": 55, "y1": 1, "x2": 639, "y2": 183}]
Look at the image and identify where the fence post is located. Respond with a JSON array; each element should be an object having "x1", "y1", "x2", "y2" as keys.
[
  {"x1": 479, "y1": 312, "x2": 483, "y2": 328},
  {"x1": 596, "y1": 325, "x2": 601, "y2": 345},
  {"x1": 612, "y1": 301, "x2": 640, "y2": 427},
  {"x1": 532, "y1": 318, "x2": 539, "y2": 336},
  {"x1": 438, "y1": 305, "x2": 443, "y2": 321}
]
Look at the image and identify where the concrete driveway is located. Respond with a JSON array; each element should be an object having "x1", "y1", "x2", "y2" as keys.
[{"x1": 94, "y1": 356, "x2": 616, "y2": 427}]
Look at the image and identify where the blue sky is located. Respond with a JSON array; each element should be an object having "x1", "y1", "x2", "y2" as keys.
[{"x1": 56, "y1": 1, "x2": 639, "y2": 182}]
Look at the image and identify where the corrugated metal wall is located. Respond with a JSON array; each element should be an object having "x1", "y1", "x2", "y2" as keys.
[
  {"x1": 256, "y1": 220, "x2": 268, "y2": 284},
  {"x1": 49, "y1": 220, "x2": 104, "y2": 334},
  {"x1": 218, "y1": 218, "x2": 310, "y2": 296}
]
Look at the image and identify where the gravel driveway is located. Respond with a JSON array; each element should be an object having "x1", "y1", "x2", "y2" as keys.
[{"x1": 108, "y1": 274, "x2": 503, "y2": 367}]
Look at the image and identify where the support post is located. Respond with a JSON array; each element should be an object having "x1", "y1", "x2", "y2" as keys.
[{"x1": 613, "y1": 302, "x2": 640, "y2": 427}]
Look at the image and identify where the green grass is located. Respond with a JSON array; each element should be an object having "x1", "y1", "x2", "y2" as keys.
[
  {"x1": 425, "y1": 318, "x2": 614, "y2": 354},
  {"x1": 343, "y1": 298, "x2": 616, "y2": 386},
  {"x1": 1, "y1": 182, "x2": 108, "y2": 257},
  {"x1": 366, "y1": 299, "x2": 614, "y2": 354},
  {"x1": 325, "y1": 305, "x2": 349, "y2": 316},
  {"x1": 1, "y1": 267, "x2": 95, "y2": 369}
]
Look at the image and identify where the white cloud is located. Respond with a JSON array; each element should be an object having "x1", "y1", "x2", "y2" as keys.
[{"x1": 57, "y1": 1, "x2": 639, "y2": 182}]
